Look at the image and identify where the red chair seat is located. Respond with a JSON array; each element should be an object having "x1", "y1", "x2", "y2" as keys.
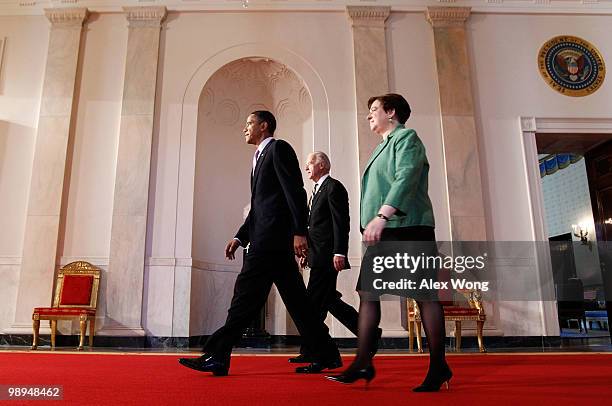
[
  {"x1": 34, "y1": 307, "x2": 95, "y2": 316},
  {"x1": 408, "y1": 306, "x2": 480, "y2": 317},
  {"x1": 443, "y1": 306, "x2": 480, "y2": 316}
]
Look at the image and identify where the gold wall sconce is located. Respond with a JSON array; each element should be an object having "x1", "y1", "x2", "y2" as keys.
[{"x1": 572, "y1": 223, "x2": 592, "y2": 250}]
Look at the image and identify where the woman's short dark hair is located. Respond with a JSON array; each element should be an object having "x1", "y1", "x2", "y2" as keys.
[
  {"x1": 367, "y1": 93, "x2": 411, "y2": 124},
  {"x1": 251, "y1": 110, "x2": 277, "y2": 135}
]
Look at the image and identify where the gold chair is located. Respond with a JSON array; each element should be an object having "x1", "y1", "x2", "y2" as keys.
[
  {"x1": 407, "y1": 290, "x2": 486, "y2": 353},
  {"x1": 32, "y1": 261, "x2": 100, "y2": 350}
]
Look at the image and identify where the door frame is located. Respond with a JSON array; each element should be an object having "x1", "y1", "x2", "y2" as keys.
[{"x1": 519, "y1": 116, "x2": 612, "y2": 336}]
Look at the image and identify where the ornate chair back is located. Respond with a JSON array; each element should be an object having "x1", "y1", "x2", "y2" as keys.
[{"x1": 54, "y1": 261, "x2": 100, "y2": 309}]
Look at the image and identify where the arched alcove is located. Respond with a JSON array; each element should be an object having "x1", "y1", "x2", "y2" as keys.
[
  {"x1": 189, "y1": 57, "x2": 314, "y2": 335},
  {"x1": 170, "y1": 43, "x2": 332, "y2": 337}
]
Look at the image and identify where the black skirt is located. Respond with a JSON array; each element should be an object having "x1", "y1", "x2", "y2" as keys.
[{"x1": 356, "y1": 226, "x2": 439, "y2": 300}]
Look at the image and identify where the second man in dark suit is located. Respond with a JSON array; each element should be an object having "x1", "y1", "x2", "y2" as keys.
[{"x1": 290, "y1": 152, "x2": 360, "y2": 363}]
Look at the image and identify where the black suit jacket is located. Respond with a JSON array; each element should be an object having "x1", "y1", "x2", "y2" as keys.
[
  {"x1": 307, "y1": 176, "x2": 350, "y2": 269},
  {"x1": 235, "y1": 138, "x2": 308, "y2": 254}
]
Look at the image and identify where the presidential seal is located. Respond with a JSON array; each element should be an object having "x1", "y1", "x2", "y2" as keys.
[{"x1": 538, "y1": 36, "x2": 605, "y2": 97}]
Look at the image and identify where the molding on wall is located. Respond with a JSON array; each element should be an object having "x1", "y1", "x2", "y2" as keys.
[
  {"x1": 192, "y1": 259, "x2": 241, "y2": 273},
  {"x1": 55, "y1": 257, "x2": 194, "y2": 267},
  {"x1": 146, "y1": 257, "x2": 192, "y2": 267},
  {"x1": 3, "y1": 1, "x2": 612, "y2": 16},
  {"x1": 1, "y1": 255, "x2": 356, "y2": 270},
  {"x1": 0, "y1": 257, "x2": 21, "y2": 266},
  {"x1": 58, "y1": 256, "x2": 109, "y2": 267},
  {"x1": 522, "y1": 117, "x2": 612, "y2": 134}
]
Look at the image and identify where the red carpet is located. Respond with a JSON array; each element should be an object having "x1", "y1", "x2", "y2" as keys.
[{"x1": 0, "y1": 353, "x2": 611, "y2": 405}]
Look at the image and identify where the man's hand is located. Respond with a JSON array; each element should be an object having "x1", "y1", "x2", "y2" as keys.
[
  {"x1": 333, "y1": 256, "x2": 346, "y2": 272},
  {"x1": 294, "y1": 235, "x2": 308, "y2": 257},
  {"x1": 225, "y1": 239, "x2": 240, "y2": 260},
  {"x1": 299, "y1": 256, "x2": 307, "y2": 269},
  {"x1": 363, "y1": 217, "x2": 386, "y2": 244}
]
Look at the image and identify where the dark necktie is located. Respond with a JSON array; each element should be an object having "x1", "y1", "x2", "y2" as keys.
[
  {"x1": 308, "y1": 183, "x2": 319, "y2": 210},
  {"x1": 252, "y1": 149, "x2": 260, "y2": 175}
]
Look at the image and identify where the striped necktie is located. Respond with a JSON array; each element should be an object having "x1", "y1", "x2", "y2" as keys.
[
  {"x1": 252, "y1": 149, "x2": 260, "y2": 175},
  {"x1": 308, "y1": 183, "x2": 319, "y2": 209}
]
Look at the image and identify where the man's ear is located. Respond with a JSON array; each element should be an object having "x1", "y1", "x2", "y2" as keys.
[{"x1": 260, "y1": 120, "x2": 269, "y2": 132}]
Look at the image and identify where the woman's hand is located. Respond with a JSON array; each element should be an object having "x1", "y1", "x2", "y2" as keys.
[
  {"x1": 363, "y1": 217, "x2": 387, "y2": 244},
  {"x1": 363, "y1": 204, "x2": 396, "y2": 244}
]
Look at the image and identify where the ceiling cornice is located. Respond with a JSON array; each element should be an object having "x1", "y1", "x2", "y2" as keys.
[{"x1": 1, "y1": 0, "x2": 612, "y2": 16}]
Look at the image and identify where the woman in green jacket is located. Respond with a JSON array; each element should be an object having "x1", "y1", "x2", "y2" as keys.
[{"x1": 327, "y1": 93, "x2": 451, "y2": 392}]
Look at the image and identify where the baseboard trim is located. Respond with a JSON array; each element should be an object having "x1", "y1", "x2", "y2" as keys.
[{"x1": 2, "y1": 334, "x2": 608, "y2": 350}]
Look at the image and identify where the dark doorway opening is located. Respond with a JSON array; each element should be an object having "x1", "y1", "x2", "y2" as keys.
[
  {"x1": 585, "y1": 140, "x2": 612, "y2": 339},
  {"x1": 537, "y1": 134, "x2": 612, "y2": 341}
]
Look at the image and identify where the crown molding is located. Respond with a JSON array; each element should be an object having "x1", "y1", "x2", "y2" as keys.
[
  {"x1": 520, "y1": 116, "x2": 612, "y2": 133},
  {"x1": 2, "y1": 0, "x2": 612, "y2": 16}
]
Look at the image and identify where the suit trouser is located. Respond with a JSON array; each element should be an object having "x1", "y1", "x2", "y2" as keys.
[
  {"x1": 202, "y1": 251, "x2": 339, "y2": 363},
  {"x1": 299, "y1": 265, "x2": 359, "y2": 355}
]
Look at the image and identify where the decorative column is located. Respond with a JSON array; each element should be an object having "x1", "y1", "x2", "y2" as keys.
[
  {"x1": 5, "y1": 8, "x2": 89, "y2": 335},
  {"x1": 426, "y1": 8, "x2": 502, "y2": 340},
  {"x1": 426, "y1": 7, "x2": 487, "y2": 241},
  {"x1": 103, "y1": 6, "x2": 167, "y2": 336},
  {"x1": 346, "y1": 6, "x2": 391, "y2": 174},
  {"x1": 347, "y1": 6, "x2": 409, "y2": 337}
]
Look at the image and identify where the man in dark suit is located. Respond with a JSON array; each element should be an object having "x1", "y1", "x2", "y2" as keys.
[
  {"x1": 289, "y1": 152, "x2": 360, "y2": 363},
  {"x1": 179, "y1": 111, "x2": 341, "y2": 376}
]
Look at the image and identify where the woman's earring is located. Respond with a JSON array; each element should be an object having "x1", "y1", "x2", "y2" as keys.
[{"x1": 388, "y1": 117, "x2": 393, "y2": 123}]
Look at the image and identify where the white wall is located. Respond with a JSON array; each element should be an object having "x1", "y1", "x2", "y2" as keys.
[
  {"x1": 0, "y1": 14, "x2": 128, "y2": 335},
  {"x1": 3, "y1": 10, "x2": 611, "y2": 339},
  {"x1": 469, "y1": 13, "x2": 612, "y2": 335},
  {"x1": 0, "y1": 16, "x2": 48, "y2": 332},
  {"x1": 387, "y1": 12, "x2": 450, "y2": 242},
  {"x1": 470, "y1": 14, "x2": 612, "y2": 241},
  {"x1": 0, "y1": 16, "x2": 48, "y2": 257},
  {"x1": 149, "y1": 11, "x2": 361, "y2": 336},
  {"x1": 60, "y1": 14, "x2": 126, "y2": 262}
]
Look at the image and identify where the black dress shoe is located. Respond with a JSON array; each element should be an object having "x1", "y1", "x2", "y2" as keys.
[
  {"x1": 288, "y1": 354, "x2": 311, "y2": 363},
  {"x1": 178, "y1": 354, "x2": 229, "y2": 376},
  {"x1": 295, "y1": 358, "x2": 342, "y2": 374}
]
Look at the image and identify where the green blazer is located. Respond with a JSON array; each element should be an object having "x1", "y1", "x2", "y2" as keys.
[{"x1": 360, "y1": 125, "x2": 435, "y2": 229}]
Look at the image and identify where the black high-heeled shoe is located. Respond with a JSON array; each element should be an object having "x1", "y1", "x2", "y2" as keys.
[
  {"x1": 325, "y1": 365, "x2": 376, "y2": 388},
  {"x1": 412, "y1": 365, "x2": 453, "y2": 392}
]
